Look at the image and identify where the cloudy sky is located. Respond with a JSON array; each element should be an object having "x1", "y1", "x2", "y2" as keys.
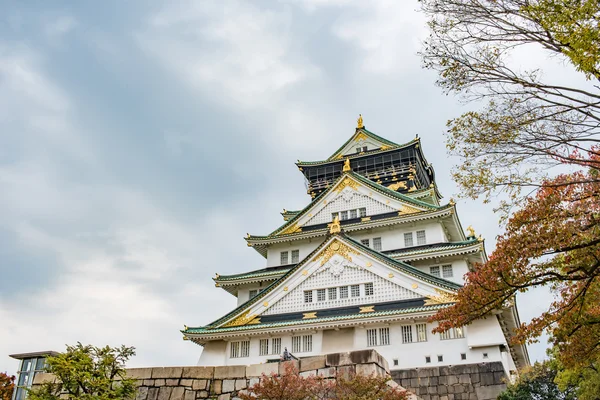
[{"x1": 0, "y1": 0, "x2": 561, "y2": 373}]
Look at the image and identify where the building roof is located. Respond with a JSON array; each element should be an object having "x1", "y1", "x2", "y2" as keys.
[
  {"x1": 184, "y1": 232, "x2": 461, "y2": 335},
  {"x1": 9, "y1": 351, "x2": 60, "y2": 360}
]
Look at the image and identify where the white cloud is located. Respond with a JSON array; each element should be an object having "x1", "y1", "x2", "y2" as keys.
[{"x1": 44, "y1": 15, "x2": 77, "y2": 38}]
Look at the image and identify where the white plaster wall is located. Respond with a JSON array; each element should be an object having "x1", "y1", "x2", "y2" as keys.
[
  {"x1": 467, "y1": 316, "x2": 507, "y2": 348},
  {"x1": 347, "y1": 221, "x2": 446, "y2": 252},
  {"x1": 322, "y1": 328, "x2": 355, "y2": 354},
  {"x1": 236, "y1": 284, "x2": 272, "y2": 306},
  {"x1": 266, "y1": 239, "x2": 324, "y2": 267},
  {"x1": 409, "y1": 258, "x2": 470, "y2": 286},
  {"x1": 197, "y1": 341, "x2": 227, "y2": 366}
]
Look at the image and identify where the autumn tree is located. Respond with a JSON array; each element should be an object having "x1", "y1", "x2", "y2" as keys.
[
  {"x1": 239, "y1": 363, "x2": 408, "y2": 400},
  {"x1": 498, "y1": 359, "x2": 578, "y2": 400},
  {"x1": 0, "y1": 372, "x2": 15, "y2": 400},
  {"x1": 28, "y1": 343, "x2": 136, "y2": 400}
]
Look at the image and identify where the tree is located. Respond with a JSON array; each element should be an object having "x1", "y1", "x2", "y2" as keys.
[
  {"x1": 498, "y1": 359, "x2": 577, "y2": 400},
  {"x1": 419, "y1": 0, "x2": 600, "y2": 213},
  {"x1": 239, "y1": 363, "x2": 408, "y2": 400},
  {"x1": 28, "y1": 343, "x2": 136, "y2": 400},
  {"x1": 0, "y1": 372, "x2": 15, "y2": 400}
]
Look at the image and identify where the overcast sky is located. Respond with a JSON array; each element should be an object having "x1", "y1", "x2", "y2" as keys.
[{"x1": 1, "y1": 0, "x2": 561, "y2": 373}]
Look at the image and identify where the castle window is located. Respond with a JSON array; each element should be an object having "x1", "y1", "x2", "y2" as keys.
[
  {"x1": 361, "y1": 239, "x2": 370, "y2": 247},
  {"x1": 363, "y1": 146, "x2": 368, "y2": 152},
  {"x1": 380, "y1": 327, "x2": 390, "y2": 345},
  {"x1": 440, "y1": 330, "x2": 451, "y2": 340},
  {"x1": 280, "y1": 251, "x2": 289, "y2": 265},
  {"x1": 340, "y1": 211, "x2": 348, "y2": 220},
  {"x1": 332, "y1": 212, "x2": 339, "y2": 221},
  {"x1": 303, "y1": 335, "x2": 313, "y2": 352},
  {"x1": 292, "y1": 336, "x2": 301, "y2": 353},
  {"x1": 416, "y1": 230, "x2": 426, "y2": 245},
  {"x1": 430, "y1": 266, "x2": 440, "y2": 277},
  {"x1": 440, "y1": 326, "x2": 465, "y2": 340},
  {"x1": 416, "y1": 323, "x2": 428, "y2": 342},
  {"x1": 351, "y1": 284, "x2": 360, "y2": 297},
  {"x1": 425, "y1": 356, "x2": 431, "y2": 363},
  {"x1": 304, "y1": 290, "x2": 313, "y2": 303},
  {"x1": 483, "y1": 352, "x2": 489, "y2": 359},
  {"x1": 317, "y1": 289, "x2": 326, "y2": 302},
  {"x1": 373, "y1": 237, "x2": 382, "y2": 251},
  {"x1": 401, "y1": 326, "x2": 413, "y2": 343},
  {"x1": 365, "y1": 282, "x2": 374, "y2": 296},
  {"x1": 259, "y1": 339, "x2": 269, "y2": 356},
  {"x1": 291, "y1": 250, "x2": 300, "y2": 263},
  {"x1": 356, "y1": 147, "x2": 362, "y2": 153},
  {"x1": 438, "y1": 355, "x2": 443, "y2": 362},
  {"x1": 442, "y1": 264, "x2": 453, "y2": 278},
  {"x1": 230, "y1": 341, "x2": 250, "y2": 358},
  {"x1": 328, "y1": 287, "x2": 337, "y2": 300},
  {"x1": 393, "y1": 359, "x2": 399, "y2": 366},
  {"x1": 350, "y1": 209, "x2": 357, "y2": 219},
  {"x1": 294, "y1": 335, "x2": 313, "y2": 352},
  {"x1": 367, "y1": 328, "x2": 390, "y2": 346},
  {"x1": 359, "y1": 208, "x2": 367, "y2": 217},
  {"x1": 461, "y1": 353, "x2": 467, "y2": 360},
  {"x1": 404, "y1": 232, "x2": 414, "y2": 247},
  {"x1": 340, "y1": 286, "x2": 349, "y2": 298},
  {"x1": 272, "y1": 338, "x2": 282, "y2": 355},
  {"x1": 249, "y1": 290, "x2": 258, "y2": 299},
  {"x1": 454, "y1": 327, "x2": 465, "y2": 338},
  {"x1": 367, "y1": 329, "x2": 377, "y2": 347}
]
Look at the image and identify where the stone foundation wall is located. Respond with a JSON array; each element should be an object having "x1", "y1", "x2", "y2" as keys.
[{"x1": 391, "y1": 362, "x2": 507, "y2": 400}]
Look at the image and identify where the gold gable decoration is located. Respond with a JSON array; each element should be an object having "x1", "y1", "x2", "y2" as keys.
[
  {"x1": 388, "y1": 181, "x2": 407, "y2": 191},
  {"x1": 280, "y1": 223, "x2": 302, "y2": 235},
  {"x1": 329, "y1": 216, "x2": 341, "y2": 234},
  {"x1": 317, "y1": 239, "x2": 360, "y2": 266},
  {"x1": 424, "y1": 289, "x2": 458, "y2": 306},
  {"x1": 335, "y1": 177, "x2": 360, "y2": 193},
  {"x1": 398, "y1": 204, "x2": 421, "y2": 215},
  {"x1": 223, "y1": 310, "x2": 261, "y2": 327}
]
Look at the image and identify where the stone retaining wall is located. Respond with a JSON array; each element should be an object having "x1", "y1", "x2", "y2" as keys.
[{"x1": 391, "y1": 362, "x2": 507, "y2": 400}]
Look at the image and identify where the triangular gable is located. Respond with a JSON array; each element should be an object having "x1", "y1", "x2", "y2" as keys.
[
  {"x1": 328, "y1": 128, "x2": 400, "y2": 161},
  {"x1": 270, "y1": 172, "x2": 438, "y2": 236},
  {"x1": 213, "y1": 233, "x2": 461, "y2": 329}
]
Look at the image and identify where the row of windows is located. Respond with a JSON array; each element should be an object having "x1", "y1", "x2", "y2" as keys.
[
  {"x1": 394, "y1": 352, "x2": 487, "y2": 366},
  {"x1": 404, "y1": 230, "x2": 426, "y2": 247},
  {"x1": 367, "y1": 324, "x2": 464, "y2": 347},
  {"x1": 280, "y1": 249, "x2": 300, "y2": 265},
  {"x1": 360, "y1": 237, "x2": 382, "y2": 251},
  {"x1": 230, "y1": 335, "x2": 314, "y2": 359},
  {"x1": 367, "y1": 327, "x2": 390, "y2": 346},
  {"x1": 332, "y1": 207, "x2": 367, "y2": 222},
  {"x1": 304, "y1": 283, "x2": 373, "y2": 303},
  {"x1": 430, "y1": 264, "x2": 453, "y2": 278},
  {"x1": 355, "y1": 146, "x2": 368, "y2": 153}
]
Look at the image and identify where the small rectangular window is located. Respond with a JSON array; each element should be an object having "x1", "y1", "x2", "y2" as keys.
[
  {"x1": 359, "y1": 208, "x2": 367, "y2": 217},
  {"x1": 361, "y1": 239, "x2": 370, "y2": 247},
  {"x1": 249, "y1": 290, "x2": 258, "y2": 299},
  {"x1": 292, "y1": 336, "x2": 301, "y2": 353},
  {"x1": 363, "y1": 146, "x2": 368, "y2": 152},
  {"x1": 317, "y1": 288, "x2": 326, "y2": 302},
  {"x1": 442, "y1": 264, "x2": 453, "y2": 278},
  {"x1": 328, "y1": 287, "x2": 337, "y2": 300},
  {"x1": 380, "y1": 327, "x2": 390, "y2": 345},
  {"x1": 404, "y1": 232, "x2": 414, "y2": 247},
  {"x1": 373, "y1": 237, "x2": 382, "y2": 251},
  {"x1": 401, "y1": 326, "x2": 413, "y2": 343},
  {"x1": 461, "y1": 353, "x2": 467, "y2": 360},
  {"x1": 430, "y1": 266, "x2": 440, "y2": 277},
  {"x1": 416, "y1": 230, "x2": 426, "y2": 245},
  {"x1": 304, "y1": 290, "x2": 313, "y2": 303},
  {"x1": 367, "y1": 329, "x2": 378, "y2": 347},
  {"x1": 303, "y1": 335, "x2": 313, "y2": 352},
  {"x1": 483, "y1": 352, "x2": 489, "y2": 359},
  {"x1": 291, "y1": 250, "x2": 300, "y2": 263},
  {"x1": 425, "y1": 356, "x2": 431, "y2": 363},
  {"x1": 454, "y1": 327, "x2": 465, "y2": 338},
  {"x1": 340, "y1": 211, "x2": 348, "y2": 220},
  {"x1": 416, "y1": 323, "x2": 427, "y2": 342},
  {"x1": 349, "y1": 209, "x2": 357, "y2": 219},
  {"x1": 393, "y1": 359, "x2": 399, "y2": 366},
  {"x1": 272, "y1": 338, "x2": 282, "y2": 355},
  {"x1": 356, "y1": 147, "x2": 362, "y2": 153},
  {"x1": 340, "y1": 286, "x2": 349, "y2": 298},
  {"x1": 230, "y1": 342, "x2": 240, "y2": 358},
  {"x1": 241, "y1": 341, "x2": 250, "y2": 357},
  {"x1": 440, "y1": 330, "x2": 451, "y2": 340},
  {"x1": 280, "y1": 251, "x2": 289, "y2": 265},
  {"x1": 332, "y1": 212, "x2": 339, "y2": 221},
  {"x1": 437, "y1": 355, "x2": 443, "y2": 362},
  {"x1": 259, "y1": 339, "x2": 269, "y2": 356},
  {"x1": 351, "y1": 284, "x2": 360, "y2": 297},
  {"x1": 365, "y1": 282, "x2": 374, "y2": 296}
]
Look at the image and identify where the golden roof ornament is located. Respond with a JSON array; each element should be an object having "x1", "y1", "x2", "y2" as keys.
[
  {"x1": 449, "y1": 198, "x2": 456, "y2": 206},
  {"x1": 329, "y1": 216, "x2": 341, "y2": 234},
  {"x1": 343, "y1": 158, "x2": 351, "y2": 172},
  {"x1": 357, "y1": 114, "x2": 364, "y2": 129},
  {"x1": 467, "y1": 225, "x2": 476, "y2": 238}
]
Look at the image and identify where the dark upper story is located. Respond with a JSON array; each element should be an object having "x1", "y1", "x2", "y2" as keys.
[{"x1": 297, "y1": 138, "x2": 436, "y2": 198}]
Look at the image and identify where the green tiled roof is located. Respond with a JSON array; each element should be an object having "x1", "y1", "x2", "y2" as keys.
[
  {"x1": 215, "y1": 265, "x2": 293, "y2": 282},
  {"x1": 185, "y1": 232, "x2": 460, "y2": 332},
  {"x1": 248, "y1": 171, "x2": 442, "y2": 240},
  {"x1": 385, "y1": 239, "x2": 481, "y2": 257},
  {"x1": 184, "y1": 303, "x2": 448, "y2": 334},
  {"x1": 326, "y1": 128, "x2": 403, "y2": 162}
]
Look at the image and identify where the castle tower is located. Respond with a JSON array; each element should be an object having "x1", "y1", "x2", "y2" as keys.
[{"x1": 182, "y1": 117, "x2": 529, "y2": 377}]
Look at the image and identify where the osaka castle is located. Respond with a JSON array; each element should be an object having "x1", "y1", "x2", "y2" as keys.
[{"x1": 182, "y1": 116, "x2": 530, "y2": 376}]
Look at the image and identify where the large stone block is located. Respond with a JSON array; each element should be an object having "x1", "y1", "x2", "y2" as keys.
[
  {"x1": 32, "y1": 372, "x2": 55, "y2": 385},
  {"x1": 166, "y1": 379, "x2": 180, "y2": 386},
  {"x1": 147, "y1": 387, "x2": 159, "y2": 400},
  {"x1": 222, "y1": 379, "x2": 236, "y2": 393},
  {"x1": 128, "y1": 368, "x2": 153, "y2": 380},
  {"x1": 348, "y1": 350, "x2": 389, "y2": 371},
  {"x1": 246, "y1": 363, "x2": 278, "y2": 377},
  {"x1": 184, "y1": 390, "x2": 195, "y2": 400},
  {"x1": 214, "y1": 365, "x2": 246, "y2": 379},
  {"x1": 235, "y1": 379, "x2": 246, "y2": 390},
  {"x1": 179, "y1": 379, "x2": 193, "y2": 387},
  {"x1": 170, "y1": 386, "x2": 185, "y2": 400},
  {"x1": 182, "y1": 367, "x2": 214, "y2": 379},
  {"x1": 356, "y1": 363, "x2": 383, "y2": 377},
  {"x1": 135, "y1": 386, "x2": 149, "y2": 400},
  {"x1": 212, "y1": 380, "x2": 222, "y2": 394},
  {"x1": 475, "y1": 384, "x2": 506, "y2": 400},
  {"x1": 192, "y1": 379, "x2": 208, "y2": 390},
  {"x1": 325, "y1": 352, "x2": 352, "y2": 367},
  {"x1": 300, "y1": 356, "x2": 326, "y2": 372},
  {"x1": 152, "y1": 367, "x2": 183, "y2": 379},
  {"x1": 317, "y1": 367, "x2": 336, "y2": 378},
  {"x1": 157, "y1": 386, "x2": 172, "y2": 400}
]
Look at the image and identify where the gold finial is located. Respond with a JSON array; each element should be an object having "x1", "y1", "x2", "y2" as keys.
[
  {"x1": 329, "y1": 216, "x2": 341, "y2": 234},
  {"x1": 184, "y1": 325, "x2": 188, "y2": 330},
  {"x1": 357, "y1": 114, "x2": 364, "y2": 129},
  {"x1": 343, "y1": 158, "x2": 351, "y2": 172},
  {"x1": 467, "y1": 225, "x2": 475, "y2": 238},
  {"x1": 449, "y1": 198, "x2": 455, "y2": 206},
  {"x1": 215, "y1": 273, "x2": 220, "y2": 279},
  {"x1": 477, "y1": 234, "x2": 483, "y2": 242}
]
